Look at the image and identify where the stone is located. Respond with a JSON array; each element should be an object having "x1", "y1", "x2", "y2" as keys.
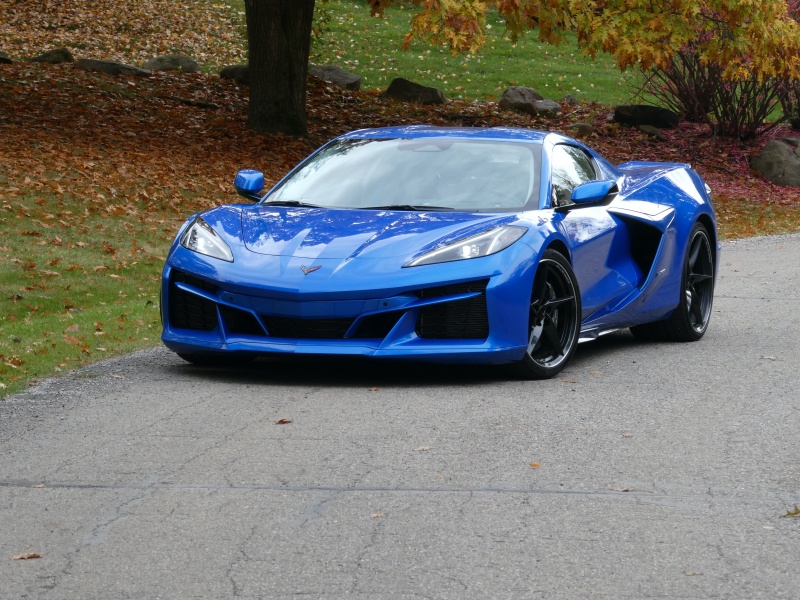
[
  {"x1": 560, "y1": 94, "x2": 579, "y2": 107},
  {"x1": 143, "y1": 55, "x2": 201, "y2": 73},
  {"x1": 751, "y1": 138, "x2": 800, "y2": 187},
  {"x1": 638, "y1": 124, "x2": 668, "y2": 141},
  {"x1": 531, "y1": 99, "x2": 562, "y2": 118},
  {"x1": 498, "y1": 86, "x2": 544, "y2": 116},
  {"x1": 384, "y1": 77, "x2": 446, "y2": 104},
  {"x1": 76, "y1": 58, "x2": 151, "y2": 77},
  {"x1": 220, "y1": 64, "x2": 249, "y2": 85},
  {"x1": 29, "y1": 48, "x2": 74, "y2": 64},
  {"x1": 309, "y1": 64, "x2": 361, "y2": 91},
  {"x1": 0, "y1": 51, "x2": 11, "y2": 64},
  {"x1": 572, "y1": 123, "x2": 594, "y2": 138},
  {"x1": 614, "y1": 104, "x2": 679, "y2": 129}
]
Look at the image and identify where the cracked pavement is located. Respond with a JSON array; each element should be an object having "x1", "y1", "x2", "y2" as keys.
[{"x1": 1, "y1": 234, "x2": 799, "y2": 599}]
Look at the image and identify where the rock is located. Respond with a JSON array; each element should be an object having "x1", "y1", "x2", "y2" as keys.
[
  {"x1": 143, "y1": 55, "x2": 201, "y2": 73},
  {"x1": 751, "y1": 138, "x2": 800, "y2": 187},
  {"x1": 498, "y1": 86, "x2": 544, "y2": 115},
  {"x1": 29, "y1": 48, "x2": 74, "y2": 64},
  {"x1": 220, "y1": 64, "x2": 249, "y2": 85},
  {"x1": 614, "y1": 104, "x2": 679, "y2": 129},
  {"x1": 0, "y1": 51, "x2": 11, "y2": 64},
  {"x1": 384, "y1": 77, "x2": 446, "y2": 104},
  {"x1": 76, "y1": 58, "x2": 151, "y2": 77},
  {"x1": 638, "y1": 124, "x2": 668, "y2": 141},
  {"x1": 571, "y1": 123, "x2": 594, "y2": 138},
  {"x1": 560, "y1": 94, "x2": 579, "y2": 107},
  {"x1": 531, "y1": 99, "x2": 562, "y2": 118},
  {"x1": 309, "y1": 64, "x2": 361, "y2": 91}
]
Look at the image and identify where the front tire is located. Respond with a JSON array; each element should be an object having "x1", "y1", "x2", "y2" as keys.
[
  {"x1": 510, "y1": 250, "x2": 582, "y2": 379},
  {"x1": 630, "y1": 222, "x2": 714, "y2": 342}
]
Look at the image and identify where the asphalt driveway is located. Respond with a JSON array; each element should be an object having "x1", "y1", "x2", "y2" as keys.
[{"x1": 1, "y1": 234, "x2": 799, "y2": 599}]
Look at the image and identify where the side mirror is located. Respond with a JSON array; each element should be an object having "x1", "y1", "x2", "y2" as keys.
[
  {"x1": 570, "y1": 179, "x2": 618, "y2": 205},
  {"x1": 234, "y1": 169, "x2": 265, "y2": 202}
]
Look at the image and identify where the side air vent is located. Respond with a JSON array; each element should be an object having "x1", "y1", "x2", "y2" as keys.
[{"x1": 169, "y1": 281, "x2": 218, "y2": 332}]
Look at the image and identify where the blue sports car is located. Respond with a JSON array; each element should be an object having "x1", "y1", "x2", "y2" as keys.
[{"x1": 161, "y1": 126, "x2": 717, "y2": 378}]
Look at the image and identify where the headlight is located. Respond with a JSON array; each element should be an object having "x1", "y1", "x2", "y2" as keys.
[
  {"x1": 405, "y1": 225, "x2": 527, "y2": 267},
  {"x1": 180, "y1": 217, "x2": 234, "y2": 262}
]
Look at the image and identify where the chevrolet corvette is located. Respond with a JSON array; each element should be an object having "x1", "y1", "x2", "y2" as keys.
[{"x1": 161, "y1": 126, "x2": 717, "y2": 378}]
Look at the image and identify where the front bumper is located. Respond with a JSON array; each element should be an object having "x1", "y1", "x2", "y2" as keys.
[{"x1": 160, "y1": 247, "x2": 536, "y2": 365}]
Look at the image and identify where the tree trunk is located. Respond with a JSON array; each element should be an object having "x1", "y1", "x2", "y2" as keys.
[{"x1": 244, "y1": 0, "x2": 316, "y2": 135}]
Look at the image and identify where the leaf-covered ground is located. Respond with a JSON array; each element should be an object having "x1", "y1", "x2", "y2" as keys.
[
  {"x1": 3, "y1": 59, "x2": 799, "y2": 230},
  {"x1": 0, "y1": 0, "x2": 246, "y2": 70}
]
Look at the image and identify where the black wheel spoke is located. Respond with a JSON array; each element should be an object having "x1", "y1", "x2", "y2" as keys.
[
  {"x1": 689, "y1": 289, "x2": 704, "y2": 323},
  {"x1": 688, "y1": 237, "x2": 702, "y2": 269},
  {"x1": 689, "y1": 272, "x2": 712, "y2": 285},
  {"x1": 542, "y1": 294, "x2": 575, "y2": 311},
  {"x1": 534, "y1": 266, "x2": 550, "y2": 306},
  {"x1": 542, "y1": 315, "x2": 564, "y2": 356}
]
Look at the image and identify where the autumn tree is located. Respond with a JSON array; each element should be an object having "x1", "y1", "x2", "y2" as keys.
[{"x1": 247, "y1": 0, "x2": 800, "y2": 135}]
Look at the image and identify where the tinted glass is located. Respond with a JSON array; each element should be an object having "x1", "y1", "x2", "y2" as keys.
[
  {"x1": 267, "y1": 138, "x2": 539, "y2": 212},
  {"x1": 551, "y1": 145, "x2": 596, "y2": 207}
]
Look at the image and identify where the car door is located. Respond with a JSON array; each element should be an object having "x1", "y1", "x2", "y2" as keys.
[{"x1": 549, "y1": 144, "x2": 637, "y2": 319}]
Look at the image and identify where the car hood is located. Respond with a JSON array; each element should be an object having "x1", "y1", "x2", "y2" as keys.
[{"x1": 240, "y1": 205, "x2": 517, "y2": 261}]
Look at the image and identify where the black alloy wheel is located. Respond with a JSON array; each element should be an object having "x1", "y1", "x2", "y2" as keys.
[
  {"x1": 631, "y1": 222, "x2": 715, "y2": 342},
  {"x1": 511, "y1": 249, "x2": 581, "y2": 379}
]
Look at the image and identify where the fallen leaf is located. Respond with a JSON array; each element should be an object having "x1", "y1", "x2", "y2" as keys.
[
  {"x1": 370, "y1": 512, "x2": 385, "y2": 518},
  {"x1": 781, "y1": 504, "x2": 800, "y2": 518},
  {"x1": 529, "y1": 462, "x2": 540, "y2": 469},
  {"x1": 275, "y1": 418, "x2": 293, "y2": 425},
  {"x1": 10, "y1": 553, "x2": 41, "y2": 560},
  {"x1": 622, "y1": 433, "x2": 633, "y2": 438}
]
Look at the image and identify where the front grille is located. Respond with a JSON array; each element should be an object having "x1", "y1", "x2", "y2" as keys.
[
  {"x1": 219, "y1": 306, "x2": 265, "y2": 336},
  {"x1": 352, "y1": 311, "x2": 404, "y2": 339},
  {"x1": 262, "y1": 316, "x2": 354, "y2": 339},
  {"x1": 416, "y1": 280, "x2": 489, "y2": 340}
]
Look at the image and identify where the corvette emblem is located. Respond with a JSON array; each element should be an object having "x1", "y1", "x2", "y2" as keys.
[{"x1": 300, "y1": 264, "x2": 321, "y2": 275}]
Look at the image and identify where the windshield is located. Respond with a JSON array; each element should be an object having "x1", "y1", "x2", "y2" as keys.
[{"x1": 265, "y1": 138, "x2": 540, "y2": 212}]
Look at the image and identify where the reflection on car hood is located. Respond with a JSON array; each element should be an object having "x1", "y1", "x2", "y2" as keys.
[{"x1": 241, "y1": 205, "x2": 516, "y2": 261}]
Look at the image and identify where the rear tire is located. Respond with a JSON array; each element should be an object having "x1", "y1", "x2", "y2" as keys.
[
  {"x1": 630, "y1": 222, "x2": 714, "y2": 342},
  {"x1": 510, "y1": 250, "x2": 581, "y2": 379}
]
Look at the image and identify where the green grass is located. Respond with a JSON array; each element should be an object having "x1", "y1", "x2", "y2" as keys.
[
  {"x1": 310, "y1": 1, "x2": 638, "y2": 105},
  {"x1": 0, "y1": 187, "x2": 168, "y2": 396}
]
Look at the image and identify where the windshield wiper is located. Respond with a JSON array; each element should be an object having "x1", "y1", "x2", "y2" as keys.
[
  {"x1": 361, "y1": 204, "x2": 452, "y2": 211},
  {"x1": 261, "y1": 200, "x2": 321, "y2": 208}
]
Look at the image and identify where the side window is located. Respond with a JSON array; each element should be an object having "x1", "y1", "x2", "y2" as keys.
[{"x1": 551, "y1": 145, "x2": 596, "y2": 207}]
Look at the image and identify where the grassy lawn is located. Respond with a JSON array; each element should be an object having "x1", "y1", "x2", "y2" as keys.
[
  {"x1": 1, "y1": 0, "x2": 800, "y2": 398},
  {"x1": 310, "y1": 1, "x2": 637, "y2": 105}
]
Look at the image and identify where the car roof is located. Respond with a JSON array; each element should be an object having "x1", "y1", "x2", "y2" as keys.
[{"x1": 338, "y1": 125, "x2": 550, "y2": 143}]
